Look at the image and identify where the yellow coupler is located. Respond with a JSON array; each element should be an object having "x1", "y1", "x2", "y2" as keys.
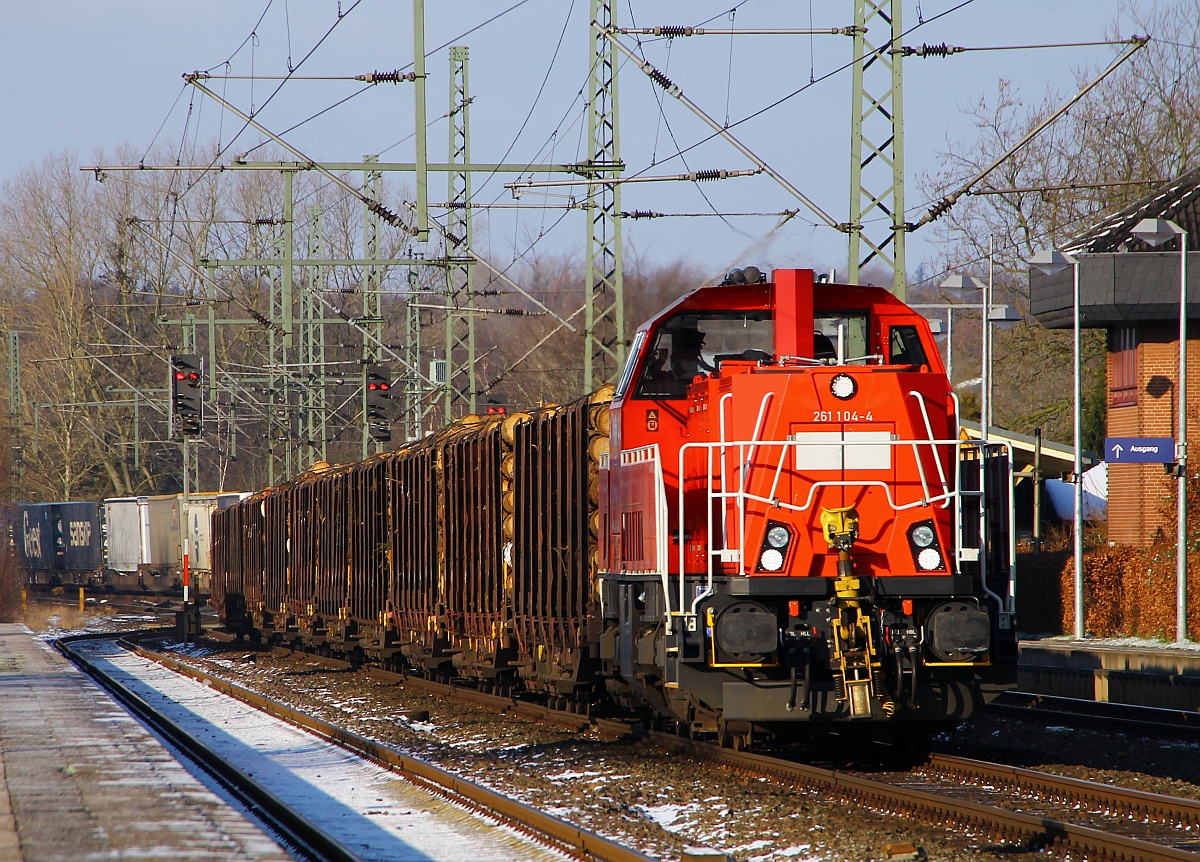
[{"x1": 820, "y1": 505, "x2": 894, "y2": 718}]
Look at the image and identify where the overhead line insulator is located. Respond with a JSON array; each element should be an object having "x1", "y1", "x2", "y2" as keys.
[
  {"x1": 898, "y1": 43, "x2": 964, "y2": 58},
  {"x1": 355, "y1": 70, "x2": 419, "y2": 84},
  {"x1": 648, "y1": 68, "x2": 679, "y2": 94}
]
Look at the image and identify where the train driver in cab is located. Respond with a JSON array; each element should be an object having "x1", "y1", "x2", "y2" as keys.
[{"x1": 671, "y1": 327, "x2": 715, "y2": 381}]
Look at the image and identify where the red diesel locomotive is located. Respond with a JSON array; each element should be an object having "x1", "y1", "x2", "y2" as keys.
[
  {"x1": 212, "y1": 267, "x2": 1016, "y2": 745},
  {"x1": 599, "y1": 267, "x2": 1015, "y2": 741}
]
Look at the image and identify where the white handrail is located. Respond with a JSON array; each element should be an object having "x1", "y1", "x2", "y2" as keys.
[
  {"x1": 907, "y1": 390, "x2": 952, "y2": 506},
  {"x1": 663, "y1": 435, "x2": 1015, "y2": 622}
]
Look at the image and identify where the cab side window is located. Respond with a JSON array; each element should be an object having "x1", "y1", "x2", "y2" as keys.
[
  {"x1": 888, "y1": 325, "x2": 928, "y2": 366},
  {"x1": 632, "y1": 311, "x2": 773, "y2": 400}
]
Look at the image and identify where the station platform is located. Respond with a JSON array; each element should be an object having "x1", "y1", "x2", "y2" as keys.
[
  {"x1": 1017, "y1": 638, "x2": 1200, "y2": 712},
  {"x1": 0, "y1": 624, "x2": 291, "y2": 862}
]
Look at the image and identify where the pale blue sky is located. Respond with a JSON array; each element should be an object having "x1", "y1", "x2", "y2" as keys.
[{"x1": 0, "y1": 1, "x2": 1141, "y2": 278}]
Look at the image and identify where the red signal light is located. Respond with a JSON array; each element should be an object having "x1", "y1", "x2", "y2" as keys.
[
  {"x1": 175, "y1": 372, "x2": 185, "y2": 380},
  {"x1": 379, "y1": 383, "x2": 389, "y2": 391},
  {"x1": 368, "y1": 383, "x2": 378, "y2": 390}
]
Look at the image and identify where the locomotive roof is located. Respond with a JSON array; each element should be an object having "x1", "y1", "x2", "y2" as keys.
[{"x1": 636, "y1": 278, "x2": 916, "y2": 333}]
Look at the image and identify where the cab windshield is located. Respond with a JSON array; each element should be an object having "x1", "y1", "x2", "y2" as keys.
[
  {"x1": 814, "y1": 311, "x2": 869, "y2": 363},
  {"x1": 633, "y1": 311, "x2": 774, "y2": 400}
]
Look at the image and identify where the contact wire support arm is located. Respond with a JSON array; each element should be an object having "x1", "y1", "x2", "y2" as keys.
[
  {"x1": 598, "y1": 27, "x2": 849, "y2": 233},
  {"x1": 911, "y1": 36, "x2": 1149, "y2": 230}
]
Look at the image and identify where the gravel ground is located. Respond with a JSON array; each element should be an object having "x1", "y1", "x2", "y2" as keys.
[{"x1": 145, "y1": 639, "x2": 1200, "y2": 862}]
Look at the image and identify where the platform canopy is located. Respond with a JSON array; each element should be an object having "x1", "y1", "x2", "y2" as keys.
[{"x1": 1030, "y1": 168, "x2": 1200, "y2": 330}]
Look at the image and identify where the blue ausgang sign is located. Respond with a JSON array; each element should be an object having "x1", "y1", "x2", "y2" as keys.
[{"x1": 1105, "y1": 437, "x2": 1175, "y2": 463}]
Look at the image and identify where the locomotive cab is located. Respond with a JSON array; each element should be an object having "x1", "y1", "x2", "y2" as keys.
[{"x1": 599, "y1": 268, "x2": 1016, "y2": 743}]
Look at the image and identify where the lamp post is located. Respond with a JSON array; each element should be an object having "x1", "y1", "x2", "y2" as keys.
[
  {"x1": 1029, "y1": 249, "x2": 1083, "y2": 639},
  {"x1": 914, "y1": 299, "x2": 1020, "y2": 403},
  {"x1": 940, "y1": 274, "x2": 989, "y2": 436},
  {"x1": 1131, "y1": 218, "x2": 1189, "y2": 643},
  {"x1": 937, "y1": 274, "x2": 1020, "y2": 440}
]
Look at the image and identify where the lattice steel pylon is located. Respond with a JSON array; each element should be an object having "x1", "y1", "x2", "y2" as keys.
[
  {"x1": 8, "y1": 330, "x2": 20, "y2": 493},
  {"x1": 848, "y1": 0, "x2": 906, "y2": 299},
  {"x1": 444, "y1": 45, "x2": 477, "y2": 420},
  {"x1": 585, "y1": 0, "x2": 625, "y2": 392},
  {"x1": 268, "y1": 170, "x2": 297, "y2": 483},
  {"x1": 402, "y1": 289, "x2": 425, "y2": 441},
  {"x1": 302, "y1": 204, "x2": 328, "y2": 465},
  {"x1": 361, "y1": 157, "x2": 384, "y2": 458}
]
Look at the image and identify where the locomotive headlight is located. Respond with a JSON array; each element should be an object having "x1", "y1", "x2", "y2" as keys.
[
  {"x1": 766, "y1": 525, "x2": 790, "y2": 549},
  {"x1": 907, "y1": 519, "x2": 943, "y2": 571},
  {"x1": 911, "y1": 524, "x2": 935, "y2": 548},
  {"x1": 759, "y1": 548, "x2": 785, "y2": 571},
  {"x1": 829, "y1": 373, "x2": 857, "y2": 400},
  {"x1": 917, "y1": 547, "x2": 943, "y2": 571}
]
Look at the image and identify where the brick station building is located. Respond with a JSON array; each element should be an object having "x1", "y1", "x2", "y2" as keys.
[{"x1": 1029, "y1": 170, "x2": 1200, "y2": 546}]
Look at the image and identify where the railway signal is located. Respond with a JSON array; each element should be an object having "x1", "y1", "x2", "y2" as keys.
[
  {"x1": 170, "y1": 354, "x2": 202, "y2": 438},
  {"x1": 365, "y1": 365, "x2": 392, "y2": 442}
]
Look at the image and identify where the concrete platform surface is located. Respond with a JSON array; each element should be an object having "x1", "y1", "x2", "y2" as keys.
[
  {"x1": 0, "y1": 624, "x2": 292, "y2": 862},
  {"x1": 1018, "y1": 637, "x2": 1200, "y2": 710}
]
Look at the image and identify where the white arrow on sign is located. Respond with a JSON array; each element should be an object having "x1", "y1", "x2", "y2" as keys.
[{"x1": 1112, "y1": 443, "x2": 1124, "y2": 459}]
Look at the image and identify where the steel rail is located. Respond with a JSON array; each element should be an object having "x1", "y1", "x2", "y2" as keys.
[
  {"x1": 989, "y1": 691, "x2": 1200, "y2": 735},
  {"x1": 926, "y1": 753, "x2": 1200, "y2": 830},
  {"x1": 644, "y1": 732, "x2": 1200, "y2": 862},
  {"x1": 136, "y1": 638, "x2": 1200, "y2": 861},
  {"x1": 120, "y1": 636, "x2": 654, "y2": 862},
  {"x1": 55, "y1": 632, "x2": 359, "y2": 862}
]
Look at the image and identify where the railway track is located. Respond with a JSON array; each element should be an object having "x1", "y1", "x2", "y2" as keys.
[
  {"x1": 56, "y1": 631, "x2": 356, "y2": 862},
  {"x1": 62, "y1": 631, "x2": 655, "y2": 862},
  {"x1": 923, "y1": 753, "x2": 1200, "y2": 832},
  {"x1": 197, "y1": 640, "x2": 1200, "y2": 862},
  {"x1": 648, "y1": 735, "x2": 1200, "y2": 862},
  {"x1": 989, "y1": 690, "x2": 1200, "y2": 735}
]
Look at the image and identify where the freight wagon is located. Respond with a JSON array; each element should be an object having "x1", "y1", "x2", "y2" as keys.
[
  {"x1": 14, "y1": 502, "x2": 103, "y2": 587},
  {"x1": 103, "y1": 493, "x2": 244, "y2": 594}
]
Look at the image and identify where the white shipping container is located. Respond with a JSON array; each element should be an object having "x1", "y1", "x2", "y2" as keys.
[
  {"x1": 103, "y1": 498, "x2": 143, "y2": 573},
  {"x1": 141, "y1": 495, "x2": 181, "y2": 573},
  {"x1": 184, "y1": 494, "x2": 248, "y2": 570},
  {"x1": 106, "y1": 492, "x2": 251, "y2": 578}
]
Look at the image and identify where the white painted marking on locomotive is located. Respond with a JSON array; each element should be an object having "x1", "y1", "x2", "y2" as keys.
[{"x1": 793, "y1": 431, "x2": 892, "y2": 470}]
